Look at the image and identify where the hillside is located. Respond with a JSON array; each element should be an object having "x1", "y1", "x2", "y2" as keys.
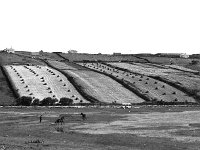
[
  {"x1": 47, "y1": 60, "x2": 145, "y2": 104},
  {"x1": 78, "y1": 62, "x2": 196, "y2": 104}
]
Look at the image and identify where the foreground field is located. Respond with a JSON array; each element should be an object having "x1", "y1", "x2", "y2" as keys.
[{"x1": 1, "y1": 106, "x2": 200, "y2": 149}]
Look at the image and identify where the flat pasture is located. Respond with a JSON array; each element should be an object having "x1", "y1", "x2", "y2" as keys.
[{"x1": 0, "y1": 106, "x2": 200, "y2": 149}]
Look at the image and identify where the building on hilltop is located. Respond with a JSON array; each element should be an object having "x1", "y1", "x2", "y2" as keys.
[
  {"x1": 3, "y1": 47, "x2": 15, "y2": 53},
  {"x1": 68, "y1": 50, "x2": 78, "y2": 53}
]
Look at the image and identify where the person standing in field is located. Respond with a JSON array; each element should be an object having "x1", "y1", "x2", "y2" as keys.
[{"x1": 39, "y1": 115, "x2": 42, "y2": 123}]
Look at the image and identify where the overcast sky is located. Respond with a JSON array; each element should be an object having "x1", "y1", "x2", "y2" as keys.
[{"x1": 0, "y1": 0, "x2": 200, "y2": 54}]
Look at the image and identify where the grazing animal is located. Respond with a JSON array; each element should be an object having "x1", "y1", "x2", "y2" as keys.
[
  {"x1": 55, "y1": 116, "x2": 65, "y2": 125},
  {"x1": 80, "y1": 113, "x2": 86, "y2": 120}
]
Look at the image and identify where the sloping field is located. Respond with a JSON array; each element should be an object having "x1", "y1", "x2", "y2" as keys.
[
  {"x1": 141, "y1": 56, "x2": 193, "y2": 65},
  {"x1": 0, "y1": 52, "x2": 45, "y2": 66},
  {"x1": 47, "y1": 60, "x2": 144, "y2": 104},
  {"x1": 3, "y1": 65, "x2": 88, "y2": 103},
  {"x1": 59, "y1": 53, "x2": 146, "y2": 62},
  {"x1": 165, "y1": 64, "x2": 199, "y2": 73},
  {"x1": 78, "y1": 63, "x2": 196, "y2": 103},
  {"x1": 0, "y1": 67, "x2": 16, "y2": 105},
  {"x1": 65, "y1": 70, "x2": 144, "y2": 104},
  {"x1": 107, "y1": 62, "x2": 200, "y2": 101},
  {"x1": 109, "y1": 62, "x2": 181, "y2": 76}
]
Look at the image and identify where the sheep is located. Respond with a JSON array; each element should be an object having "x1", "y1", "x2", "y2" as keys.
[
  {"x1": 162, "y1": 93, "x2": 166, "y2": 95},
  {"x1": 162, "y1": 85, "x2": 165, "y2": 88},
  {"x1": 154, "y1": 81, "x2": 157, "y2": 84}
]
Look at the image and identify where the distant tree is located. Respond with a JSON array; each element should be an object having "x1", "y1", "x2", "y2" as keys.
[
  {"x1": 16, "y1": 96, "x2": 32, "y2": 106},
  {"x1": 59, "y1": 97, "x2": 73, "y2": 106},
  {"x1": 191, "y1": 60, "x2": 199, "y2": 65}
]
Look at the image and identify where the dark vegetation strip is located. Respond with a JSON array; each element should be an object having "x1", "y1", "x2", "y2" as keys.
[
  {"x1": 1, "y1": 66, "x2": 19, "y2": 99},
  {"x1": 41, "y1": 59, "x2": 101, "y2": 104},
  {"x1": 134, "y1": 56, "x2": 150, "y2": 63},
  {"x1": 54, "y1": 53, "x2": 70, "y2": 61},
  {"x1": 101, "y1": 62, "x2": 199, "y2": 103}
]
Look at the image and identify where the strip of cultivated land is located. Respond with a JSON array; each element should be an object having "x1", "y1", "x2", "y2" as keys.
[
  {"x1": 78, "y1": 62, "x2": 196, "y2": 103},
  {"x1": 47, "y1": 60, "x2": 145, "y2": 104},
  {"x1": 104, "y1": 62, "x2": 200, "y2": 102},
  {"x1": 3, "y1": 65, "x2": 88, "y2": 103},
  {"x1": 58, "y1": 53, "x2": 147, "y2": 62},
  {"x1": 0, "y1": 67, "x2": 16, "y2": 105}
]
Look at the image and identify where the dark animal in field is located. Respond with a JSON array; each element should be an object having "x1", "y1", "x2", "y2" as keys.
[
  {"x1": 55, "y1": 116, "x2": 65, "y2": 125},
  {"x1": 80, "y1": 113, "x2": 86, "y2": 120}
]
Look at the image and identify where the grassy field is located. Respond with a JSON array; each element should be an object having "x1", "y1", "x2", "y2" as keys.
[
  {"x1": 47, "y1": 60, "x2": 144, "y2": 104},
  {"x1": 80, "y1": 62, "x2": 196, "y2": 103},
  {"x1": 4, "y1": 65, "x2": 88, "y2": 103},
  {"x1": 0, "y1": 52, "x2": 45, "y2": 66},
  {"x1": 0, "y1": 106, "x2": 200, "y2": 149},
  {"x1": 0, "y1": 67, "x2": 16, "y2": 105},
  {"x1": 106, "y1": 62, "x2": 200, "y2": 101}
]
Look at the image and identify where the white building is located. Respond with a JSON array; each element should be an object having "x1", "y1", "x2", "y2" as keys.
[{"x1": 3, "y1": 47, "x2": 15, "y2": 53}]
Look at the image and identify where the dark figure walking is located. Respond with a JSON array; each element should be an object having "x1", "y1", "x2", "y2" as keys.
[
  {"x1": 39, "y1": 115, "x2": 42, "y2": 123},
  {"x1": 80, "y1": 113, "x2": 86, "y2": 120}
]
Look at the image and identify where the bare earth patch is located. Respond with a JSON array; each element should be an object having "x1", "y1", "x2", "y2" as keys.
[{"x1": 71, "y1": 111, "x2": 200, "y2": 143}]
